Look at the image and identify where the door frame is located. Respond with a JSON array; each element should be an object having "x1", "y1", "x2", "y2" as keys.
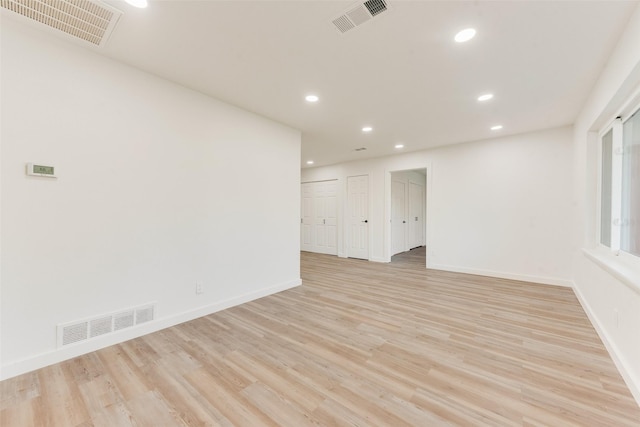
[{"x1": 383, "y1": 165, "x2": 432, "y2": 268}]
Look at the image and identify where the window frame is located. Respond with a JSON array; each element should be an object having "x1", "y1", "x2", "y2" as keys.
[
  {"x1": 598, "y1": 98, "x2": 640, "y2": 262},
  {"x1": 597, "y1": 125, "x2": 613, "y2": 250}
]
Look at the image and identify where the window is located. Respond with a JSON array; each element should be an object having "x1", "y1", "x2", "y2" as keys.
[{"x1": 600, "y1": 107, "x2": 640, "y2": 259}]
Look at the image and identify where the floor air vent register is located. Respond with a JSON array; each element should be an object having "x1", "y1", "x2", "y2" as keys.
[{"x1": 58, "y1": 303, "x2": 156, "y2": 347}]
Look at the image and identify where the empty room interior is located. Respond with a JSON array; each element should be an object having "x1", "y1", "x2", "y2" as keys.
[{"x1": 2, "y1": 0, "x2": 640, "y2": 425}]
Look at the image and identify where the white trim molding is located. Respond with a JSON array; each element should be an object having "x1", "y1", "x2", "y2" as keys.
[
  {"x1": 429, "y1": 263, "x2": 573, "y2": 287},
  {"x1": 573, "y1": 281, "x2": 640, "y2": 406}
]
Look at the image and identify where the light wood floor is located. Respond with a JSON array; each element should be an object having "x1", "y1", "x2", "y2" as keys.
[{"x1": 2, "y1": 248, "x2": 639, "y2": 426}]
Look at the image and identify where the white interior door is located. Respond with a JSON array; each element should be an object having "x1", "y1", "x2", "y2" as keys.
[
  {"x1": 391, "y1": 180, "x2": 406, "y2": 255},
  {"x1": 409, "y1": 181, "x2": 424, "y2": 248},
  {"x1": 347, "y1": 175, "x2": 369, "y2": 260},
  {"x1": 314, "y1": 185, "x2": 327, "y2": 249},
  {"x1": 313, "y1": 181, "x2": 337, "y2": 254},
  {"x1": 301, "y1": 180, "x2": 337, "y2": 255}
]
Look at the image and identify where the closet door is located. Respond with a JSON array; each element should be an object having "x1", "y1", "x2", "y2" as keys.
[
  {"x1": 301, "y1": 180, "x2": 338, "y2": 255},
  {"x1": 313, "y1": 181, "x2": 337, "y2": 254}
]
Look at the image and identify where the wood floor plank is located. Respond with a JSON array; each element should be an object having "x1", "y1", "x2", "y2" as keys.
[
  {"x1": 0, "y1": 397, "x2": 40, "y2": 427},
  {"x1": 0, "y1": 371, "x2": 40, "y2": 411},
  {"x1": 2, "y1": 247, "x2": 639, "y2": 426},
  {"x1": 87, "y1": 403, "x2": 137, "y2": 427},
  {"x1": 36, "y1": 364, "x2": 90, "y2": 426},
  {"x1": 183, "y1": 368, "x2": 277, "y2": 427}
]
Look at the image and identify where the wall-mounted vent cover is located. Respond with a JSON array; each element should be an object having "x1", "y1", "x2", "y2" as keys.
[
  {"x1": 0, "y1": 0, "x2": 123, "y2": 47},
  {"x1": 135, "y1": 305, "x2": 154, "y2": 325},
  {"x1": 113, "y1": 310, "x2": 135, "y2": 331},
  {"x1": 331, "y1": 0, "x2": 389, "y2": 34},
  {"x1": 62, "y1": 322, "x2": 88, "y2": 346},
  {"x1": 89, "y1": 316, "x2": 113, "y2": 338},
  {"x1": 57, "y1": 302, "x2": 156, "y2": 347}
]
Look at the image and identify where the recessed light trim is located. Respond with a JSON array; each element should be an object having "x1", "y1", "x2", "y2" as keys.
[
  {"x1": 305, "y1": 95, "x2": 319, "y2": 103},
  {"x1": 491, "y1": 125, "x2": 503, "y2": 131},
  {"x1": 125, "y1": 0, "x2": 148, "y2": 8},
  {"x1": 454, "y1": 28, "x2": 476, "y2": 43},
  {"x1": 478, "y1": 93, "x2": 493, "y2": 102},
  {"x1": 394, "y1": 144, "x2": 404, "y2": 149},
  {"x1": 306, "y1": 160, "x2": 314, "y2": 165},
  {"x1": 362, "y1": 126, "x2": 373, "y2": 132}
]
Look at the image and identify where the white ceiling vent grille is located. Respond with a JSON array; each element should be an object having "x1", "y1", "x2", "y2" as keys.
[
  {"x1": 331, "y1": 0, "x2": 389, "y2": 34},
  {"x1": 0, "y1": 0, "x2": 123, "y2": 47},
  {"x1": 332, "y1": 15, "x2": 355, "y2": 34},
  {"x1": 346, "y1": 4, "x2": 371, "y2": 26}
]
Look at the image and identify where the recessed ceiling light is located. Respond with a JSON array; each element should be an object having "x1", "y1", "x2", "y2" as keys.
[
  {"x1": 306, "y1": 160, "x2": 314, "y2": 165},
  {"x1": 491, "y1": 125, "x2": 503, "y2": 131},
  {"x1": 124, "y1": 0, "x2": 148, "y2": 8},
  {"x1": 478, "y1": 93, "x2": 493, "y2": 102},
  {"x1": 305, "y1": 95, "x2": 319, "y2": 103},
  {"x1": 454, "y1": 28, "x2": 476, "y2": 43},
  {"x1": 362, "y1": 126, "x2": 373, "y2": 132},
  {"x1": 395, "y1": 144, "x2": 404, "y2": 149}
]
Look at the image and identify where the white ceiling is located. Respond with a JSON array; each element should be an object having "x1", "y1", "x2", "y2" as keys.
[{"x1": 68, "y1": 1, "x2": 640, "y2": 166}]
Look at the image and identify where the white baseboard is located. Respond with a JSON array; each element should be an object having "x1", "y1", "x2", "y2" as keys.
[
  {"x1": 428, "y1": 263, "x2": 573, "y2": 287},
  {"x1": 370, "y1": 256, "x2": 388, "y2": 263},
  {"x1": 0, "y1": 278, "x2": 301, "y2": 381},
  {"x1": 572, "y1": 283, "x2": 640, "y2": 407}
]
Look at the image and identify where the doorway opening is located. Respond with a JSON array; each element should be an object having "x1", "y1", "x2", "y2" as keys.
[
  {"x1": 386, "y1": 167, "x2": 428, "y2": 267},
  {"x1": 390, "y1": 245, "x2": 426, "y2": 268}
]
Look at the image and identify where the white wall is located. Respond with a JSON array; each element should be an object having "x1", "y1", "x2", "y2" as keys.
[
  {"x1": 302, "y1": 126, "x2": 574, "y2": 286},
  {"x1": 571, "y1": 4, "x2": 640, "y2": 404},
  {"x1": 0, "y1": 19, "x2": 301, "y2": 379}
]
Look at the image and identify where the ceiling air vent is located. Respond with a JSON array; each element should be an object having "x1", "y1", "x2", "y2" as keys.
[
  {"x1": 0, "y1": 0, "x2": 123, "y2": 47},
  {"x1": 331, "y1": 0, "x2": 389, "y2": 34},
  {"x1": 364, "y1": 0, "x2": 387, "y2": 17}
]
